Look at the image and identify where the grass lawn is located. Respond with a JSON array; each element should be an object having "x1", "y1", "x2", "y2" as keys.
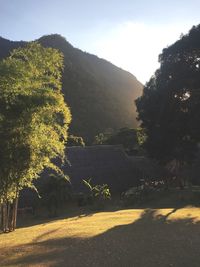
[{"x1": 1, "y1": 206, "x2": 200, "y2": 267}]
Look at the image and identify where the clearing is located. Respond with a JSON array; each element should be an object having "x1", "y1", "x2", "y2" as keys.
[{"x1": 1, "y1": 207, "x2": 200, "y2": 267}]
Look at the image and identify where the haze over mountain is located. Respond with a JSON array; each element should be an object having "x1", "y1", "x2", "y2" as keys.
[{"x1": 0, "y1": 34, "x2": 143, "y2": 143}]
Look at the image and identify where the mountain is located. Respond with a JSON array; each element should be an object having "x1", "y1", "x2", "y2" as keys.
[{"x1": 0, "y1": 34, "x2": 143, "y2": 143}]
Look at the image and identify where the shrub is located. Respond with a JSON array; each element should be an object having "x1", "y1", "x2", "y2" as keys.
[
  {"x1": 82, "y1": 179, "x2": 111, "y2": 209},
  {"x1": 122, "y1": 179, "x2": 165, "y2": 206}
]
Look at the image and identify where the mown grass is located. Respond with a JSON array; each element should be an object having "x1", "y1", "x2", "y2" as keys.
[{"x1": 1, "y1": 206, "x2": 200, "y2": 267}]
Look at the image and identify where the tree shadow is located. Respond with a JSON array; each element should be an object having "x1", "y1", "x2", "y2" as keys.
[
  {"x1": 16, "y1": 203, "x2": 125, "y2": 229},
  {"x1": 16, "y1": 207, "x2": 95, "y2": 229},
  {"x1": 1, "y1": 208, "x2": 200, "y2": 267},
  {"x1": 33, "y1": 228, "x2": 61, "y2": 242}
]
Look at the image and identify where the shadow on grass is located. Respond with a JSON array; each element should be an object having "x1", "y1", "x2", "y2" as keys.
[
  {"x1": 1, "y1": 208, "x2": 200, "y2": 267},
  {"x1": 16, "y1": 187, "x2": 200, "y2": 230},
  {"x1": 16, "y1": 207, "x2": 95, "y2": 229},
  {"x1": 16, "y1": 203, "x2": 124, "y2": 229},
  {"x1": 33, "y1": 228, "x2": 61, "y2": 242}
]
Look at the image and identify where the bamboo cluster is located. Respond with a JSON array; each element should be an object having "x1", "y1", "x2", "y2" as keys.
[{"x1": 0, "y1": 198, "x2": 18, "y2": 233}]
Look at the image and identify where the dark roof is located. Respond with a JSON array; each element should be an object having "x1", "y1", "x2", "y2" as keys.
[
  {"x1": 19, "y1": 146, "x2": 170, "y2": 207},
  {"x1": 63, "y1": 145, "x2": 141, "y2": 193}
]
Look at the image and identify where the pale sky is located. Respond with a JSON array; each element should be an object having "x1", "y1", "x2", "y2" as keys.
[{"x1": 0, "y1": 0, "x2": 199, "y2": 83}]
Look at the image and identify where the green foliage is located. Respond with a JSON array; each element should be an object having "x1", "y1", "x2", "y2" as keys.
[
  {"x1": 94, "y1": 128, "x2": 144, "y2": 154},
  {"x1": 82, "y1": 178, "x2": 111, "y2": 201},
  {"x1": 105, "y1": 128, "x2": 137, "y2": 151},
  {"x1": 136, "y1": 24, "x2": 200, "y2": 166},
  {"x1": 93, "y1": 133, "x2": 108, "y2": 145},
  {"x1": 122, "y1": 180, "x2": 165, "y2": 206},
  {"x1": 136, "y1": 128, "x2": 147, "y2": 146},
  {"x1": 0, "y1": 42, "x2": 71, "y2": 204},
  {"x1": 38, "y1": 173, "x2": 71, "y2": 217},
  {"x1": 67, "y1": 135, "x2": 85, "y2": 146}
]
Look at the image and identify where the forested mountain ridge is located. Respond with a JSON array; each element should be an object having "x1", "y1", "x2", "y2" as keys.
[{"x1": 0, "y1": 34, "x2": 143, "y2": 143}]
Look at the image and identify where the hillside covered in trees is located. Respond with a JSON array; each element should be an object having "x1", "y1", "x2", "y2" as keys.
[{"x1": 0, "y1": 34, "x2": 143, "y2": 143}]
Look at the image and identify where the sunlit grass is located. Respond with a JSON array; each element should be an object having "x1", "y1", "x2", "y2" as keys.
[
  {"x1": 154, "y1": 206, "x2": 200, "y2": 223},
  {"x1": 0, "y1": 209, "x2": 144, "y2": 246},
  {"x1": 2, "y1": 207, "x2": 199, "y2": 246},
  {"x1": 1, "y1": 207, "x2": 200, "y2": 266}
]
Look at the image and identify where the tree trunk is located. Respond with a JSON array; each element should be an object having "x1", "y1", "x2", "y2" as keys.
[
  {"x1": 1, "y1": 185, "x2": 19, "y2": 233},
  {"x1": 0, "y1": 204, "x2": 3, "y2": 232},
  {"x1": 12, "y1": 197, "x2": 18, "y2": 231},
  {"x1": 0, "y1": 198, "x2": 19, "y2": 233},
  {"x1": 6, "y1": 201, "x2": 10, "y2": 232},
  {"x1": 177, "y1": 176, "x2": 184, "y2": 190},
  {"x1": 9, "y1": 185, "x2": 19, "y2": 231},
  {"x1": 2, "y1": 202, "x2": 8, "y2": 233}
]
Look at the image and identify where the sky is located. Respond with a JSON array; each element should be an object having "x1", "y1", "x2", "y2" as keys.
[{"x1": 0, "y1": 0, "x2": 200, "y2": 83}]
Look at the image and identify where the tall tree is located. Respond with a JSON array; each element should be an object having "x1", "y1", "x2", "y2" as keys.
[
  {"x1": 136, "y1": 24, "x2": 200, "y2": 185},
  {"x1": 0, "y1": 43, "x2": 71, "y2": 232}
]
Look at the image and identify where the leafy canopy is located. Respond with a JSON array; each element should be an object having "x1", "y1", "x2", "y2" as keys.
[
  {"x1": 136, "y1": 24, "x2": 200, "y2": 164},
  {"x1": 0, "y1": 42, "x2": 71, "y2": 202}
]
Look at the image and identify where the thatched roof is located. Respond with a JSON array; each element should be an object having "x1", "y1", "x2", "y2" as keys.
[
  {"x1": 19, "y1": 146, "x2": 169, "y2": 207},
  {"x1": 63, "y1": 145, "x2": 141, "y2": 193}
]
